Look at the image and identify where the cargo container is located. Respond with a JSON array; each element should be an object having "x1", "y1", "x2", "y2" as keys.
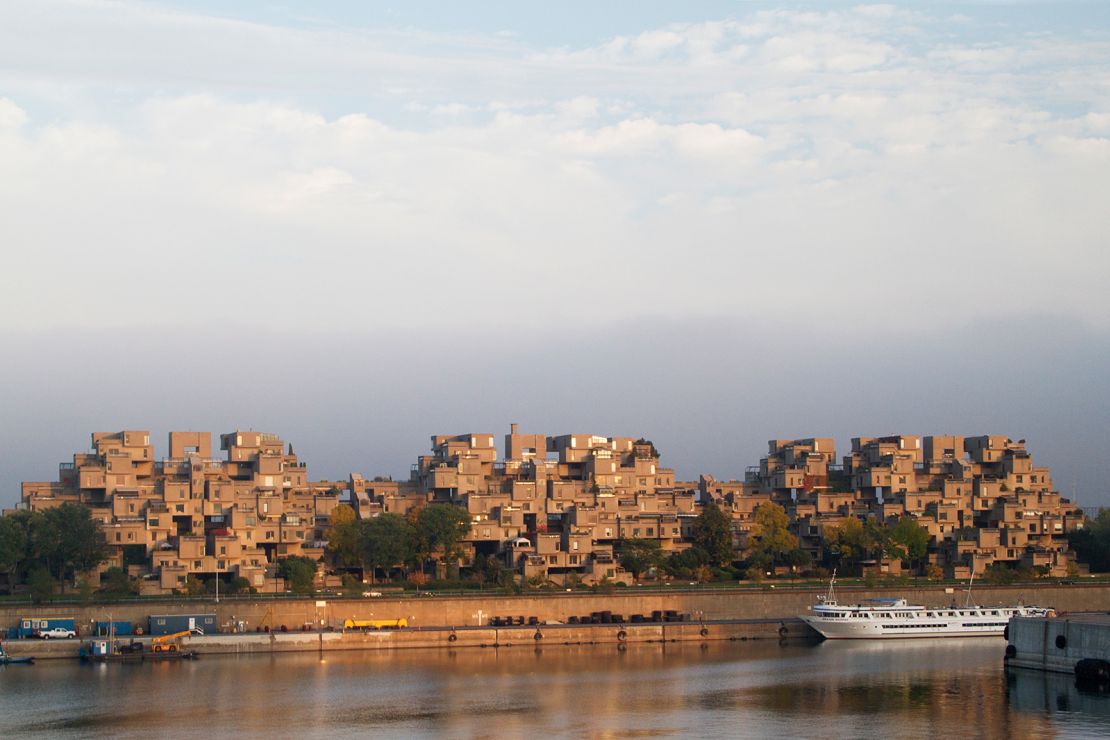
[
  {"x1": 94, "y1": 621, "x2": 134, "y2": 637},
  {"x1": 18, "y1": 617, "x2": 77, "y2": 639},
  {"x1": 148, "y1": 614, "x2": 216, "y2": 636}
]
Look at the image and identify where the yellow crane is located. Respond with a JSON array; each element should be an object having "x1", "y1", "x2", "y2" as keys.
[{"x1": 150, "y1": 629, "x2": 199, "y2": 654}]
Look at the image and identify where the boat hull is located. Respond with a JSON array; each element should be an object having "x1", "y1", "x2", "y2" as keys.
[
  {"x1": 0, "y1": 656, "x2": 34, "y2": 665},
  {"x1": 801, "y1": 615, "x2": 1013, "y2": 639}
]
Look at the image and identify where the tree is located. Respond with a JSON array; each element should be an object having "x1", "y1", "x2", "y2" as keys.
[
  {"x1": 887, "y1": 516, "x2": 931, "y2": 567},
  {"x1": 470, "y1": 553, "x2": 507, "y2": 588},
  {"x1": 1070, "y1": 510, "x2": 1110, "y2": 572},
  {"x1": 278, "y1": 555, "x2": 318, "y2": 594},
  {"x1": 0, "y1": 506, "x2": 107, "y2": 589},
  {"x1": 327, "y1": 504, "x2": 362, "y2": 569},
  {"x1": 0, "y1": 514, "x2": 28, "y2": 575},
  {"x1": 360, "y1": 514, "x2": 416, "y2": 582},
  {"x1": 691, "y1": 501, "x2": 734, "y2": 566},
  {"x1": 783, "y1": 547, "x2": 813, "y2": 571},
  {"x1": 98, "y1": 566, "x2": 137, "y2": 597},
  {"x1": 617, "y1": 538, "x2": 664, "y2": 581},
  {"x1": 663, "y1": 547, "x2": 709, "y2": 579},
  {"x1": 414, "y1": 504, "x2": 472, "y2": 572},
  {"x1": 27, "y1": 566, "x2": 55, "y2": 604},
  {"x1": 749, "y1": 503, "x2": 798, "y2": 568},
  {"x1": 824, "y1": 517, "x2": 879, "y2": 573},
  {"x1": 37, "y1": 504, "x2": 108, "y2": 586}
]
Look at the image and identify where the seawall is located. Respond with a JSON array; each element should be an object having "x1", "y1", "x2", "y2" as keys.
[{"x1": 4, "y1": 582, "x2": 1107, "y2": 659}]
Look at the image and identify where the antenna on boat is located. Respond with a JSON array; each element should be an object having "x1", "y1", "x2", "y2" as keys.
[
  {"x1": 964, "y1": 568, "x2": 976, "y2": 608},
  {"x1": 825, "y1": 569, "x2": 838, "y2": 605}
]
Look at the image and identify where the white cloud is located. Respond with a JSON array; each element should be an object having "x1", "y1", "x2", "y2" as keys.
[{"x1": 0, "y1": 1, "x2": 1108, "y2": 334}]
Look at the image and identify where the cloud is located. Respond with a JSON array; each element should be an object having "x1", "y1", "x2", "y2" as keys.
[{"x1": 0, "y1": 1, "x2": 1107, "y2": 336}]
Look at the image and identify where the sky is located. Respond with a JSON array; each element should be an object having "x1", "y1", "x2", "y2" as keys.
[{"x1": 1, "y1": 1, "x2": 1108, "y2": 507}]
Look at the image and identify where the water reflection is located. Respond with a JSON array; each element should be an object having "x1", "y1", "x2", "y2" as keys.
[{"x1": 1, "y1": 640, "x2": 1108, "y2": 738}]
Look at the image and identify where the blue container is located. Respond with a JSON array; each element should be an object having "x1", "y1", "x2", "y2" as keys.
[
  {"x1": 148, "y1": 614, "x2": 216, "y2": 636},
  {"x1": 18, "y1": 617, "x2": 77, "y2": 638},
  {"x1": 94, "y1": 621, "x2": 133, "y2": 637}
]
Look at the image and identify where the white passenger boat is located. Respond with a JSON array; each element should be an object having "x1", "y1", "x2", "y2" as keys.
[{"x1": 800, "y1": 572, "x2": 1053, "y2": 639}]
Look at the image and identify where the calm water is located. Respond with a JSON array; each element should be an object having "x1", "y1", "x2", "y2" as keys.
[{"x1": 2, "y1": 639, "x2": 1109, "y2": 738}]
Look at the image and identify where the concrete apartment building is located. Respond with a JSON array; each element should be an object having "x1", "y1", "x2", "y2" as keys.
[
  {"x1": 16, "y1": 426, "x2": 1083, "y2": 591},
  {"x1": 728, "y1": 434, "x2": 1083, "y2": 577},
  {"x1": 349, "y1": 424, "x2": 699, "y2": 585},
  {"x1": 20, "y1": 431, "x2": 342, "y2": 593}
]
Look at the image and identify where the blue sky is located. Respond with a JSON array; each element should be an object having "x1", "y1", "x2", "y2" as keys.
[{"x1": 0, "y1": 1, "x2": 1108, "y2": 505}]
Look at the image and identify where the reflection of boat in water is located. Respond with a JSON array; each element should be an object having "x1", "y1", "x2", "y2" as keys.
[
  {"x1": 0, "y1": 641, "x2": 34, "y2": 665},
  {"x1": 801, "y1": 572, "x2": 1052, "y2": 639}
]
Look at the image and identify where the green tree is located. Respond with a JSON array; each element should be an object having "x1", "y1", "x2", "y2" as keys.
[
  {"x1": 27, "y1": 566, "x2": 55, "y2": 604},
  {"x1": 824, "y1": 517, "x2": 879, "y2": 573},
  {"x1": 360, "y1": 514, "x2": 416, "y2": 582},
  {"x1": 29, "y1": 504, "x2": 108, "y2": 587},
  {"x1": 749, "y1": 503, "x2": 798, "y2": 568},
  {"x1": 98, "y1": 566, "x2": 137, "y2": 597},
  {"x1": 0, "y1": 514, "x2": 28, "y2": 575},
  {"x1": 616, "y1": 538, "x2": 664, "y2": 581},
  {"x1": 691, "y1": 501, "x2": 734, "y2": 566},
  {"x1": 414, "y1": 504, "x2": 472, "y2": 572},
  {"x1": 887, "y1": 516, "x2": 931, "y2": 567},
  {"x1": 278, "y1": 555, "x2": 318, "y2": 594},
  {"x1": 327, "y1": 504, "x2": 362, "y2": 569},
  {"x1": 1070, "y1": 509, "x2": 1110, "y2": 572},
  {"x1": 783, "y1": 547, "x2": 813, "y2": 571},
  {"x1": 470, "y1": 553, "x2": 507, "y2": 588},
  {"x1": 663, "y1": 547, "x2": 709, "y2": 578}
]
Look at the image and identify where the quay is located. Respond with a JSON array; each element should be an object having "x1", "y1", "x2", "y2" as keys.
[
  {"x1": 1007, "y1": 613, "x2": 1110, "y2": 677},
  {"x1": 2, "y1": 617, "x2": 807, "y2": 660},
  {"x1": 5, "y1": 581, "x2": 1110, "y2": 659}
]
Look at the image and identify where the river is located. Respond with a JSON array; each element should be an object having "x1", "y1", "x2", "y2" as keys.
[{"x1": 2, "y1": 639, "x2": 1108, "y2": 738}]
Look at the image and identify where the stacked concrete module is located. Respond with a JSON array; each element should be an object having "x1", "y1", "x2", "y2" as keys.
[
  {"x1": 15, "y1": 426, "x2": 1086, "y2": 593},
  {"x1": 20, "y1": 431, "x2": 342, "y2": 593}
]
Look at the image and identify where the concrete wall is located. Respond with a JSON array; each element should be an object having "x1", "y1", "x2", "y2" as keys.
[
  {"x1": 4, "y1": 619, "x2": 801, "y2": 660},
  {"x1": 1007, "y1": 614, "x2": 1110, "y2": 674}
]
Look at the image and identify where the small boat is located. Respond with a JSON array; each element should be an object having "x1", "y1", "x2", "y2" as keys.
[
  {"x1": 0, "y1": 643, "x2": 34, "y2": 665},
  {"x1": 800, "y1": 571, "x2": 1053, "y2": 640}
]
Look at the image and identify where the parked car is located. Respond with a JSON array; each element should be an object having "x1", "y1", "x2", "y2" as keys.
[{"x1": 38, "y1": 627, "x2": 76, "y2": 639}]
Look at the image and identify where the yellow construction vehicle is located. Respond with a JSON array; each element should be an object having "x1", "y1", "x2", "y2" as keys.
[{"x1": 150, "y1": 629, "x2": 199, "y2": 657}]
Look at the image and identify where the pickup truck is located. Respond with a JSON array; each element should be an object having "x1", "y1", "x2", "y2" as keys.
[{"x1": 38, "y1": 627, "x2": 77, "y2": 639}]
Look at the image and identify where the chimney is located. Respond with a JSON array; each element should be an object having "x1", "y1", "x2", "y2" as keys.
[{"x1": 510, "y1": 423, "x2": 519, "y2": 435}]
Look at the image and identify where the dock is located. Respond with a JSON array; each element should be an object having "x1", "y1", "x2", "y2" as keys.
[{"x1": 1006, "y1": 613, "x2": 1110, "y2": 679}]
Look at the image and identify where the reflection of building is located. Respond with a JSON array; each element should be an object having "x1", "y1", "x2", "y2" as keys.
[
  {"x1": 20, "y1": 431, "x2": 342, "y2": 593},
  {"x1": 350, "y1": 424, "x2": 701, "y2": 584},
  {"x1": 720, "y1": 435, "x2": 1083, "y2": 577}
]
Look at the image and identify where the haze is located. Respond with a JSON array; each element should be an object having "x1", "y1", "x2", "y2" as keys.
[{"x1": 1, "y1": 2, "x2": 1108, "y2": 506}]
